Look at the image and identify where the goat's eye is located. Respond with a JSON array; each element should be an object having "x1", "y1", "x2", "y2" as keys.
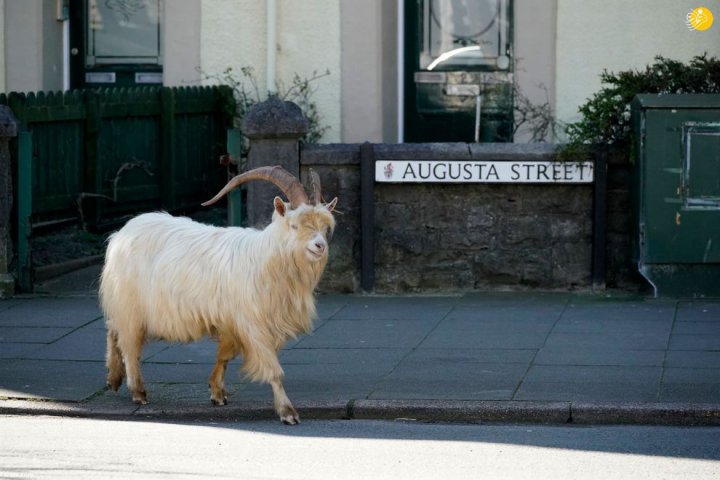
[{"x1": 291, "y1": 224, "x2": 299, "y2": 230}]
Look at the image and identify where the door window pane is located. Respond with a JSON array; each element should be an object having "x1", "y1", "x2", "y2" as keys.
[
  {"x1": 87, "y1": 0, "x2": 162, "y2": 65},
  {"x1": 419, "y1": 0, "x2": 510, "y2": 71}
]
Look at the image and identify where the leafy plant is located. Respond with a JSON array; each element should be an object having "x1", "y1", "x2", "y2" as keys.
[
  {"x1": 202, "y1": 66, "x2": 331, "y2": 148},
  {"x1": 564, "y1": 54, "x2": 720, "y2": 154}
]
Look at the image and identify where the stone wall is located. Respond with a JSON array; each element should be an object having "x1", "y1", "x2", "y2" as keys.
[{"x1": 299, "y1": 142, "x2": 634, "y2": 294}]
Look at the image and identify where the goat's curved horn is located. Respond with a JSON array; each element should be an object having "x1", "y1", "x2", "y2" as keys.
[
  {"x1": 309, "y1": 169, "x2": 322, "y2": 205},
  {"x1": 201, "y1": 166, "x2": 309, "y2": 208}
]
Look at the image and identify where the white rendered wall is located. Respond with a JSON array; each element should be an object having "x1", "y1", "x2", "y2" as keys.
[
  {"x1": 200, "y1": 0, "x2": 341, "y2": 142},
  {"x1": 555, "y1": 0, "x2": 720, "y2": 129}
]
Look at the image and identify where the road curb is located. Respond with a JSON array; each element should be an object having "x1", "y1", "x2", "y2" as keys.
[
  {"x1": 350, "y1": 399, "x2": 572, "y2": 424},
  {"x1": 3, "y1": 398, "x2": 719, "y2": 425}
]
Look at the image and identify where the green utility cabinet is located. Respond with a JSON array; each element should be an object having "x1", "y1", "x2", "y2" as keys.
[{"x1": 631, "y1": 94, "x2": 720, "y2": 297}]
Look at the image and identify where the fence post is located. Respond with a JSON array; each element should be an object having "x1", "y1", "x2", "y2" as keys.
[
  {"x1": 225, "y1": 128, "x2": 243, "y2": 226},
  {"x1": 242, "y1": 96, "x2": 308, "y2": 227},
  {"x1": 160, "y1": 87, "x2": 177, "y2": 210},
  {"x1": 360, "y1": 142, "x2": 375, "y2": 292},
  {"x1": 0, "y1": 106, "x2": 18, "y2": 297},
  {"x1": 16, "y1": 132, "x2": 33, "y2": 292},
  {"x1": 592, "y1": 145, "x2": 608, "y2": 290},
  {"x1": 82, "y1": 90, "x2": 102, "y2": 229}
]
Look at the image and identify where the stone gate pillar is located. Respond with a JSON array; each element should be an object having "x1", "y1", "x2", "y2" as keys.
[
  {"x1": 0, "y1": 106, "x2": 19, "y2": 298},
  {"x1": 242, "y1": 96, "x2": 308, "y2": 227}
]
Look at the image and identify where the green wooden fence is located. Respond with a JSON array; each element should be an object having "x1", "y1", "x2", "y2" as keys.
[{"x1": 1, "y1": 85, "x2": 235, "y2": 290}]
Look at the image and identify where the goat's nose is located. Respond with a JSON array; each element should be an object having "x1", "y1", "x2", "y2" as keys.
[{"x1": 315, "y1": 240, "x2": 326, "y2": 252}]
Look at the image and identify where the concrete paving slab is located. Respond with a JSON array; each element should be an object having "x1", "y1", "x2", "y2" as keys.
[
  {"x1": 524, "y1": 364, "x2": 663, "y2": 384},
  {"x1": 664, "y1": 351, "x2": 720, "y2": 368},
  {"x1": 0, "y1": 343, "x2": 42, "y2": 360},
  {"x1": 663, "y1": 368, "x2": 720, "y2": 383},
  {"x1": 315, "y1": 294, "x2": 350, "y2": 320},
  {"x1": 533, "y1": 347, "x2": 665, "y2": 366},
  {"x1": 445, "y1": 305, "x2": 565, "y2": 323},
  {"x1": 421, "y1": 330, "x2": 548, "y2": 349},
  {"x1": 544, "y1": 332, "x2": 670, "y2": 350},
  {"x1": 516, "y1": 365, "x2": 662, "y2": 402},
  {"x1": 0, "y1": 299, "x2": 21, "y2": 311},
  {"x1": 234, "y1": 365, "x2": 386, "y2": 402},
  {"x1": 141, "y1": 362, "x2": 236, "y2": 384},
  {"x1": 659, "y1": 384, "x2": 720, "y2": 403},
  {"x1": 144, "y1": 338, "x2": 220, "y2": 364},
  {"x1": 332, "y1": 300, "x2": 453, "y2": 322},
  {"x1": 561, "y1": 301, "x2": 676, "y2": 322},
  {"x1": 552, "y1": 318, "x2": 673, "y2": 334},
  {"x1": 0, "y1": 359, "x2": 105, "y2": 402},
  {"x1": 0, "y1": 327, "x2": 74, "y2": 344},
  {"x1": 438, "y1": 316, "x2": 558, "y2": 333},
  {"x1": 0, "y1": 297, "x2": 102, "y2": 328},
  {"x1": 403, "y1": 347, "x2": 537, "y2": 365},
  {"x1": 20, "y1": 326, "x2": 106, "y2": 361},
  {"x1": 672, "y1": 321, "x2": 720, "y2": 335},
  {"x1": 669, "y1": 335, "x2": 720, "y2": 350},
  {"x1": 675, "y1": 301, "x2": 720, "y2": 321},
  {"x1": 296, "y1": 318, "x2": 438, "y2": 348},
  {"x1": 371, "y1": 362, "x2": 528, "y2": 400},
  {"x1": 280, "y1": 347, "x2": 409, "y2": 366},
  {"x1": 460, "y1": 291, "x2": 571, "y2": 306},
  {"x1": 514, "y1": 381, "x2": 660, "y2": 403}
]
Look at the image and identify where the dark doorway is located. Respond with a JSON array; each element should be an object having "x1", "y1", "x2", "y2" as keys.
[
  {"x1": 69, "y1": 0, "x2": 163, "y2": 89},
  {"x1": 404, "y1": 0, "x2": 514, "y2": 142}
]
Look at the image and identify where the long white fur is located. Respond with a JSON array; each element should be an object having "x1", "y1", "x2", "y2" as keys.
[{"x1": 100, "y1": 200, "x2": 335, "y2": 422}]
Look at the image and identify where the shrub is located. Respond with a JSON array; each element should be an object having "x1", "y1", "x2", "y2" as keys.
[{"x1": 564, "y1": 54, "x2": 720, "y2": 154}]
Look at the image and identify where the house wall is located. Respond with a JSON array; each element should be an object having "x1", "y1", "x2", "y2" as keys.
[
  {"x1": 514, "y1": 0, "x2": 557, "y2": 142},
  {"x1": 340, "y1": 0, "x2": 384, "y2": 143},
  {"x1": 4, "y1": 0, "x2": 63, "y2": 93},
  {"x1": 164, "y1": 0, "x2": 202, "y2": 86},
  {"x1": 5, "y1": 0, "x2": 44, "y2": 92},
  {"x1": 555, "y1": 0, "x2": 720, "y2": 128},
  {"x1": 0, "y1": 0, "x2": 4, "y2": 93},
  {"x1": 199, "y1": 0, "x2": 342, "y2": 141}
]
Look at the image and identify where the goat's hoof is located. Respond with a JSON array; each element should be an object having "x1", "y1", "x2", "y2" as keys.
[
  {"x1": 107, "y1": 374, "x2": 124, "y2": 392},
  {"x1": 132, "y1": 391, "x2": 148, "y2": 405},
  {"x1": 279, "y1": 405, "x2": 300, "y2": 425},
  {"x1": 211, "y1": 397, "x2": 228, "y2": 406}
]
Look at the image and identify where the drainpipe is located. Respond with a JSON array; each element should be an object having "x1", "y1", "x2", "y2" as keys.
[
  {"x1": 57, "y1": 0, "x2": 70, "y2": 91},
  {"x1": 266, "y1": 0, "x2": 277, "y2": 95},
  {"x1": 397, "y1": 0, "x2": 404, "y2": 142}
]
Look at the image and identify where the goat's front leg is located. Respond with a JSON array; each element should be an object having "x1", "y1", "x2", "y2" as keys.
[
  {"x1": 242, "y1": 342, "x2": 299, "y2": 425},
  {"x1": 271, "y1": 374, "x2": 299, "y2": 425}
]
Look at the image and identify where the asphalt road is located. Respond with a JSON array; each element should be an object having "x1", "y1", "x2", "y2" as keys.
[{"x1": 1, "y1": 416, "x2": 719, "y2": 479}]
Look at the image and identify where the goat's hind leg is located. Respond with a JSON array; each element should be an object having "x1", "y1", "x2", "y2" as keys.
[
  {"x1": 209, "y1": 337, "x2": 238, "y2": 406},
  {"x1": 106, "y1": 329, "x2": 125, "y2": 391},
  {"x1": 117, "y1": 328, "x2": 148, "y2": 404}
]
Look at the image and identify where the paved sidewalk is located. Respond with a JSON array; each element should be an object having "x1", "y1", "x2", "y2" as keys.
[{"x1": 1, "y1": 265, "x2": 719, "y2": 425}]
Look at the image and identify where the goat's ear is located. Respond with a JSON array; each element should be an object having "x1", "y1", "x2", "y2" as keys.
[
  {"x1": 325, "y1": 197, "x2": 338, "y2": 213},
  {"x1": 274, "y1": 196, "x2": 287, "y2": 217}
]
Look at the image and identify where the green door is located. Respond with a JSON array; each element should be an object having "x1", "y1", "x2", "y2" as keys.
[
  {"x1": 404, "y1": 0, "x2": 513, "y2": 143},
  {"x1": 69, "y1": 0, "x2": 163, "y2": 89}
]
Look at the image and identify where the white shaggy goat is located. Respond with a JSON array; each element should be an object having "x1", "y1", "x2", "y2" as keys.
[{"x1": 99, "y1": 166, "x2": 337, "y2": 424}]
